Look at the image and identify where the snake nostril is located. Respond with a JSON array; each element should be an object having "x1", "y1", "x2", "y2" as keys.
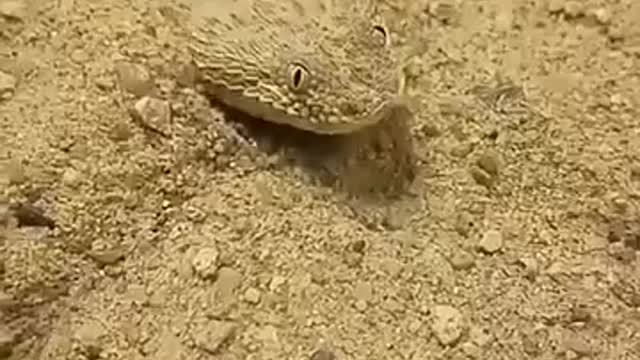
[{"x1": 342, "y1": 102, "x2": 364, "y2": 116}]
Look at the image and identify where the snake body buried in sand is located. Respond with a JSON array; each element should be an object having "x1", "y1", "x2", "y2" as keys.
[{"x1": 189, "y1": 0, "x2": 401, "y2": 135}]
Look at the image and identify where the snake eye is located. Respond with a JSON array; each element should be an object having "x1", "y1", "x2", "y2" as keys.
[
  {"x1": 288, "y1": 63, "x2": 309, "y2": 92},
  {"x1": 372, "y1": 25, "x2": 388, "y2": 46}
]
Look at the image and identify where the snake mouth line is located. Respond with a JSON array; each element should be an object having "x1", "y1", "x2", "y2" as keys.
[
  {"x1": 307, "y1": 99, "x2": 401, "y2": 135},
  {"x1": 203, "y1": 81, "x2": 403, "y2": 135}
]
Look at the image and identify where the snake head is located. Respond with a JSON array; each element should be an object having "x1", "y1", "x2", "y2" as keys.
[
  {"x1": 190, "y1": 0, "x2": 402, "y2": 135},
  {"x1": 270, "y1": 1, "x2": 401, "y2": 134}
]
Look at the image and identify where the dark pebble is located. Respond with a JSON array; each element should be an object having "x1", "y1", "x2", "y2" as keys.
[
  {"x1": 310, "y1": 348, "x2": 336, "y2": 360},
  {"x1": 9, "y1": 202, "x2": 55, "y2": 229}
]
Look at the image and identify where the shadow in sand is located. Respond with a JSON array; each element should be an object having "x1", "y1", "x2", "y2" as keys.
[{"x1": 218, "y1": 102, "x2": 419, "y2": 202}]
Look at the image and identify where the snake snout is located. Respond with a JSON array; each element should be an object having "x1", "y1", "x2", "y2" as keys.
[{"x1": 340, "y1": 85, "x2": 385, "y2": 116}]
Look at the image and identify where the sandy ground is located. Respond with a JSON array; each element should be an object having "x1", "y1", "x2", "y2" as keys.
[{"x1": 1, "y1": 0, "x2": 640, "y2": 359}]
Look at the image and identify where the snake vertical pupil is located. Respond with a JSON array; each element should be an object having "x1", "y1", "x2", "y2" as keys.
[
  {"x1": 293, "y1": 68, "x2": 302, "y2": 88},
  {"x1": 287, "y1": 63, "x2": 308, "y2": 92}
]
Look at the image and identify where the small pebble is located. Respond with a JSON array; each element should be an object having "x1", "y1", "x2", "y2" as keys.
[
  {"x1": 476, "y1": 150, "x2": 500, "y2": 177},
  {"x1": 61, "y1": 168, "x2": 82, "y2": 187},
  {"x1": 193, "y1": 320, "x2": 237, "y2": 355},
  {"x1": 176, "y1": 63, "x2": 198, "y2": 87},
  {"x1": 114, "y1": 61, "x2": 155, "y2": 97},
  {"x1": 449, "y1": 251, "x2": 475, "y2": 271},
  {"x1": 148, "y1": 289, "x2": 167, "y2": 308},
  {"x1": 607, "y1": 219, "x2": 626, "y2": 243},
  {"x1": 607, "y1": 24, "x2": 624, "y2": 41},
  {"x1": 310, "y1": 348, "x2": 336, "y2": 360},
  {"x1": 269, "y1": 275, "x2": 287, "y2": 291},
  {"x1": 191, "y1": 247, "x2": 220, "y2": 280},
  {"x1": 132, "y1": 96, "x2": 172, "y2": 135},
  {"x1": 153, "y1": 332, "x2": 185, "y2": 360},
  {"x1": 420, "y1": 123, "x2": 441, "y2": 138},
  {"x1": 0, "y1": 71, "x2": 16, "y2": 100},
  {"x1": 428, "y1": 0, "x2": 460, "y2": 24},
  {"x1": 477, "y1": 229, "x2": 503, "y2": 254},
  {"x1": 454, "y1": 211, "x2": 474, "y2": 237},
  {"x1": 87, "y1": 246, "x2": 126, "y2": 267},
  {"x1": 610, "y1": 93, "x2": 623, "y2": 106},
  {"x1": 469, "y1": 326, "x2": 493, "y2": 347},
  {"x1": 590, "y1": 8, "x2": 611, "y2": 25},
  {"x1": 178, "y1": 251, "x2": 195, "y2": 280},
  {"x1": 561, "y1": 332, "x2": 592, "y2": 356},
  {"x1": 348, "y1": 239, "x2": 366, "y2": 254},
  {"x1": 450, "y1": 143, "x2": 472, "y2": 158},
  {"x1": 73, "y1": 320, "x2": 105, "y2": 358},
  {"x1": 383, "y1": 207, "x2": 407, "y2": 230},
  {"x1": 407, "y1": 319, "x2": 422, "y2": 334},
  {"x1": 547, "y1": 0, "x2": 563, "y2": 13},
  {"x1": 610, "y1": 194, "x2": 628, "y2": 214},
  {"x1": 354, "y1": 300, "x2": 367, "y2": 312},
  {"x1": 0, "y1": 0, "x2": 26, "y2": 20},
  {"x1": 563, "y1": 1, "x2": 584, "y2": 17},
  {"x1": 70, "y1": 48, "x2": 89, "y2": 64},
  {"x1": 608, "y1": 242, "x2": 636, "y2": 264},
  {"x1": 214, "y1": 267, "x2": 243, "y2": 299},
  {"x1": 4, "y1": 159, "x2": 25, "y2": 185},
  {"x1": 110, "y1": 121, "x2": 133, "y2": 142},
  {"x1": 470, "y1": 167, "x2": 495, "y2": 188},
  {"x1": 517, "y1": 257, "x2": 539, "y2": 280},
  {"x1": 522, "y1": 327, "x2": 548, "y2": 356},
  {"x1": 565, "y1": 350, "x2": 578, "y2": 360},
  {"x1": 126, "y1": 284, "x2": 148, "y2": 305},
  {"x1": 243, "y1": 287, "x2": 261, "y2": 304},
  {"x1": 353, "y1": 281, "x2": 372, "y2": 302},
  {"x1": 569, "y1": 305, "x2": 591, "y2": 323},
  {"x1": 431, "y1": 305, "x2": 464, "y2": 346},
  {"x1": 460, "y1": 342, "x2": 481, "y2": 358},
  {"x1": 94, "y1": 77, "x2": 114, "y2": 91},
  {"x1": 353, "y1": 281, "x2": 373, "y2": 311}
]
